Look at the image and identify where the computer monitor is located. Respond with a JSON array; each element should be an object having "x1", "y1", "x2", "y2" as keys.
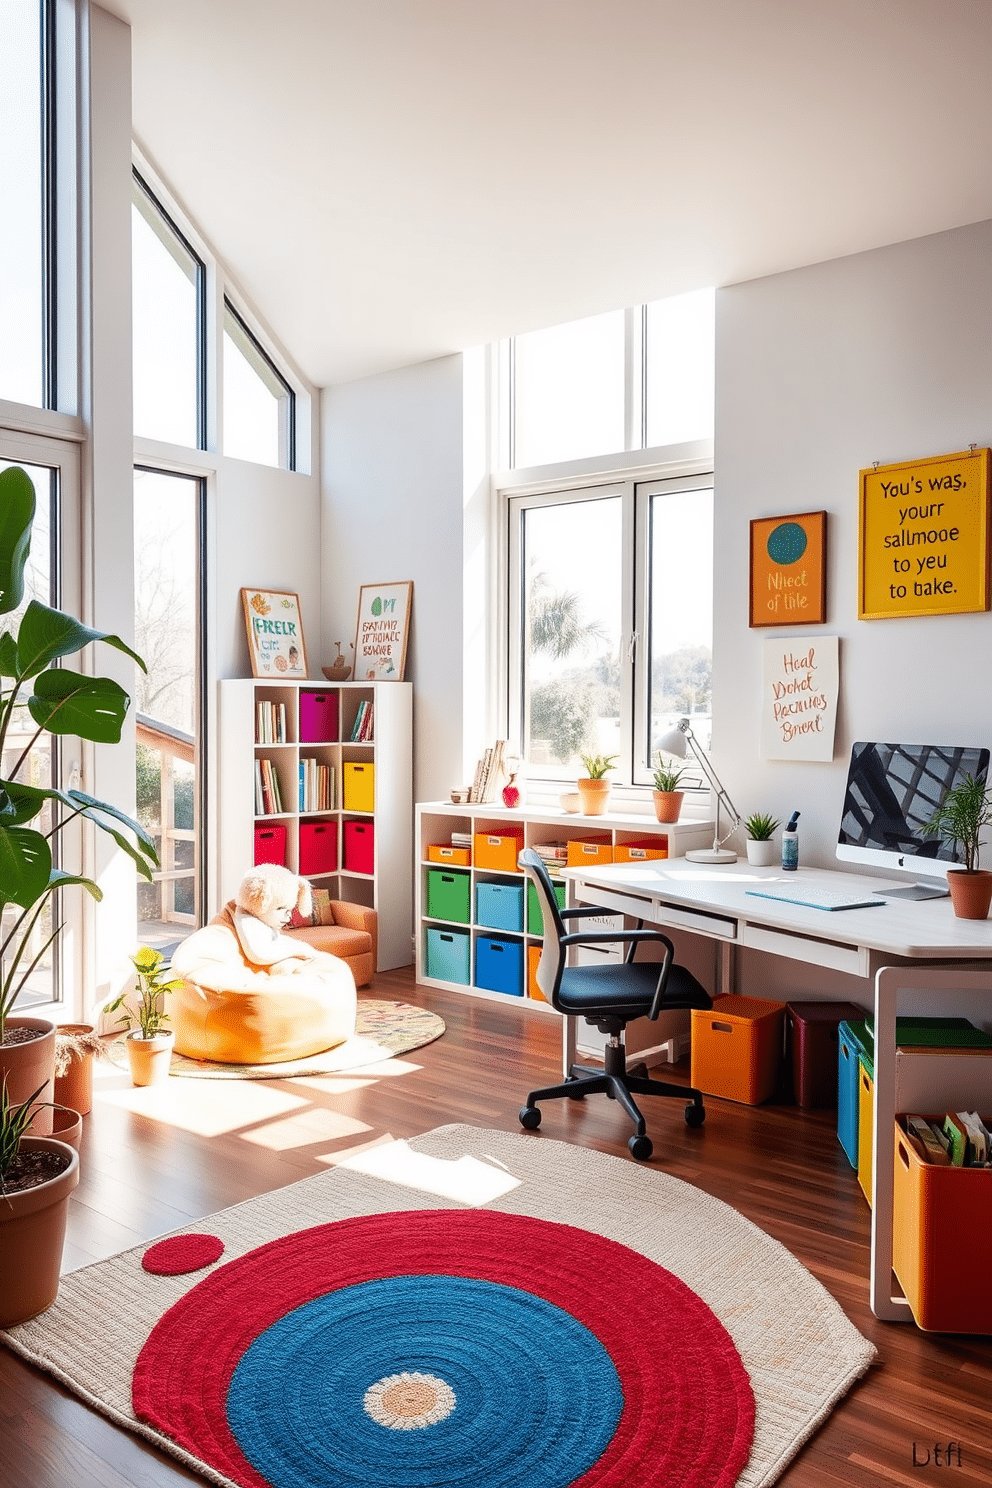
[{"x1": 836, "y1": 741, "x2": 991, "y2": 899}]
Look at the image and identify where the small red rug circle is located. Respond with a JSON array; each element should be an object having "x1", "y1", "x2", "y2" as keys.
[{"x1": 142, "y1": 1234, "x2": 225, "y2": 1275}]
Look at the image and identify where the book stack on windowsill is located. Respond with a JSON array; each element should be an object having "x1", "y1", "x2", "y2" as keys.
[
  {"x1": 904, "y1": 1111, "x2": 992, "y2": 1166},
  {"x1": 468, "y1": 740, "x2": 506, "y2": 803}
]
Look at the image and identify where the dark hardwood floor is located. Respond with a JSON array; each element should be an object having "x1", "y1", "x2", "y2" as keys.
[{"x1": 2, "y1": 968, "x2": 990, "y2": 1487}]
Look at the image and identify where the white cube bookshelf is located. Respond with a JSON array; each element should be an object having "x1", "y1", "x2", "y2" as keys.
[{"x1": 219, "y1": 679, "x2": 412, "y2": 970}]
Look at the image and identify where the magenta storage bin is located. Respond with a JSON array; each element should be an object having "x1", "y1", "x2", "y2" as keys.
[
  {"x1": 254, "y1": 823, "x2": 287, "y2": 867},
  {"x1": 344, "y1": 820, "x2": 374, "y2": 874},
  {"x1": 299, "y1": 821, "x2": 337, "y2": 875},
  {"x1": 300, "y1": 690, "x2": 338, "y2": 743}
]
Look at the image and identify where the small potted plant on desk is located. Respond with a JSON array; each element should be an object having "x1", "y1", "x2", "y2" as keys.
[
  {"x1": 577, "y1": 753, "x2": 619, "y2": 816},
  {"x1": 0, "y1": 1078, "x2": 79, "y2": 1327},
  {"x1": 652, "y1": 759, "x2": 686, "y2": 824},
  {"x1": 105, "y1": 948, "x2": 182, "y2": 1086},
  {"x1": 743, "y1": 812, "x2": 780, "y2": 867},
  {"x1": 924, "y1": 774, "x2": 992, "y2": 920}
]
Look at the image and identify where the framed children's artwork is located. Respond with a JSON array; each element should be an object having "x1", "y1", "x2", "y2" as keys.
[
  {"x1": 749, "y1": 511, "x2": 827, "y2": 627},
  {"x1": 353, "y1": 581, "x2": 413, "y2": 681},
  {"x1": 241, "y1": 589, "x2": 309, "y2": 678}
]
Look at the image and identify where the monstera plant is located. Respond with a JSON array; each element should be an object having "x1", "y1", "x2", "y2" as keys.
[{"x1": 0, "y1": 465, "x2": 158, "y2": 1052}]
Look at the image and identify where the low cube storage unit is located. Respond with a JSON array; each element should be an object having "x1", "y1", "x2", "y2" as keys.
[{"x1": 691, "y1": 995, "x2": 786, "y2": 1105}]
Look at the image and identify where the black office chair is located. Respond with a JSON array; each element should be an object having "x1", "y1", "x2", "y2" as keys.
[{"x1": 518, "y1": 848, "x2": 713, "y2": 1160}]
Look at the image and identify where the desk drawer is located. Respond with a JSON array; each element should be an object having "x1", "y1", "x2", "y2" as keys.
[
  {"x1": 741, "y1": 922, "x2": 870, "y2": 978},
  {"x1": 579, "y1": 884, "x2": 738, "y2": 940}
]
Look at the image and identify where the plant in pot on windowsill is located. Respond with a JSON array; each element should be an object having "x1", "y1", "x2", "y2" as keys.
[
  {"x1": 743, "y1": 812, "x2": 781, "y2": 867},
  {"x1": 104, "y1": 948, "x2": 182, "y2": 1087},
  {"x1": 0, "y1": 1077, "x2": 80, "y2": 1327},
  {"x1": 924, "y1": 773, "x2": 992, "y2": 920},
  {"x1": 0, "y1": 466, "x2": 158, "y2": 1128},
  {"x1": 577, "y1": 753, "x2": 618, "y2": 817},
  {"x1": 652, "y1": 760, "x2": 687, "y2": 824}
]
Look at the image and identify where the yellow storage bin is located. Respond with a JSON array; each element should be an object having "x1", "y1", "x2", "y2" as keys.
[
  {"x1": 428, "y1": 844, "x2": 472, "y2": 866},
  {"x1": 473, "y1": 831, "x2": 523, "y2": 873},
  {"x1": 614, "y1": 837, "x2": 668, "y2": 863},
  {"x1": 858, "y1": 1062, "x2": 874, "y2": 1204},
  {"x1": 343, "y1": 762, "x2": 374, "y2": 812},
  {"x1": 690, "y1": 995, "x2": 786, "y2": 1105},
  {"x1": 566, "y1": 838, "x2": 614, "y2": 868},
  {"x1": 893, "y1": 1116, "x2": 992, "y2": 1333}
]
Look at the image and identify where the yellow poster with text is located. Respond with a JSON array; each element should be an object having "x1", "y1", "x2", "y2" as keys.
[{"x1": 859, "y1": 449, "x2": 991, "y2": 619}]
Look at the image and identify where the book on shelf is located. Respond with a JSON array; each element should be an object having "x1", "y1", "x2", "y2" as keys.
[
  {"x1": 350, "y1": 701, "x2": 375, "y2": 743},
  {"x1": 299, "y1": 759, "x2": 335, "y2": 812},
  {"x1": 255, "y1": 701, "x2": 288, "y2": 745}
]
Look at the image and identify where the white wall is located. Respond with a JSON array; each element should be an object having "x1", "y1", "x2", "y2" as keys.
[
  {"x1": 320, "y1": 354, "x2": 468, "y2": 806},
  {"x1": 714, "y1": 219, "x2": 992, "y2": 872}
]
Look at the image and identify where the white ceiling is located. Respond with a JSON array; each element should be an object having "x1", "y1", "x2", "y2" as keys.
[{"x1": 103, "y1": 0, "x2": 992, "y2": 388}]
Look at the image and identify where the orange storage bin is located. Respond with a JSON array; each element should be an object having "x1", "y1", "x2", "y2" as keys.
[
  {"x1": 614, "y1": 837, "x2": 668, "y2": 863},
  {"x1": 428, "y1": 844, "x2": 472, "y2": 866},
  {"x1": 527, "y1": 944, "x2": 546, "y2": 1001},
  {"x1": 892, "y1": 1116, "x2": 992, "y2": 1333},
  {"x1": 691, "y1": 995, "x2": 786, "y2": 1105},
  {"x1": 857, "y1": 1062, "x2": 874, "y2": 1205},
  {"x1": 473, "y1": 832, "x2": 523, "y2": 872},
  {"x1": 566, "y1": 838, "x2": 614, "y2": 868}
]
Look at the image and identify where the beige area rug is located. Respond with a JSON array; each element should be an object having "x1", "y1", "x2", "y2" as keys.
[
  {"x1": 1, "y1": 1125, "x2": 875, "y2": 1488},
  {"x1": 104, "y1": 999, "x2": 445, "y2": 1079}
]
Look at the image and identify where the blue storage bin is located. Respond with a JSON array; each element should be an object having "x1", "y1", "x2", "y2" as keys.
[
  {"x1": 475, "y1": 935, "x2": 524, "y2": 997},
  {"x1": 426, "y1": 927, "x2": 471, "y2": 985},
  {"x1": 476, "y1": 881, "x2": 525, "y2": 933},
  {"x1": 838, "y1": 1020, "x2": 872, "y2": 1168}
]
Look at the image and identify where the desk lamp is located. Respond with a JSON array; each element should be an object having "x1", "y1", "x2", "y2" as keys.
[{"x1": 656, "y1": 718, "x2": 741, "y2": 864}]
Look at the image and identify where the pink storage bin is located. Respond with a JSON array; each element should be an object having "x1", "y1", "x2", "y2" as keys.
[
  {"x1": 299, "y1": 821, "x2": 338, "y2": 875},
  {"x1": 344, "y1": 820, "x2": 374, "y2": 874},
  {"x1": 254, "y1": 823, "x2": 287, "y2": 867},
  {"x1": 300, "y1": 690, "x2": 338, "y2": 743}
]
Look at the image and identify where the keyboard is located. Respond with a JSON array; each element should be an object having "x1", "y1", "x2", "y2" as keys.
[{"x1": 745, "y1": 884, "x2": 886, "y2": 912}]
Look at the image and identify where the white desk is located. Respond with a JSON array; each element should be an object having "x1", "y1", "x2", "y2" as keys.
[{"x1": 564, "y1": 857, "x2": 992, "y2": 1322}]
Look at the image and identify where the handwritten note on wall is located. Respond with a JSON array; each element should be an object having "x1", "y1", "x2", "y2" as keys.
[
  {"x1": 859, "y1": 449, "x2": 991, "y2": 619},
  {"x1": 760, "y1": 636, "x2": 839, "y2": 762}
]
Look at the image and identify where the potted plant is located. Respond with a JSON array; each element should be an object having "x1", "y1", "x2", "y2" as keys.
[
  {"x1": 54, "y1": 1024, "x2": 104, "y2": 1117},
  {"x1": 104, "y1": 948, "x2": 182, "y2": 1086},
  {"x1": 652, "y1": 759, "x2": 687, "y2": 824},
  {"x1": 743, "y1": 811, "x2": 781, "y2": 867},
  {"x1": 577, "y1": 753, "x2": 618, "y2": 816},
  {"x1": 0, "y1": 467, "x2": 158, "y2": 1118},
  {"x1": 0, "y1": 1078, "x2": 79, "y2": 1327},
  {"x1": 924, "y1": 773, "x2": 992, "y2": 919}
]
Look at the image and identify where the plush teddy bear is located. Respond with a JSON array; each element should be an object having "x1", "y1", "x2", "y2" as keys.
[{"x1": 233, "y1": 863, "x2": 318, "y2": 975}]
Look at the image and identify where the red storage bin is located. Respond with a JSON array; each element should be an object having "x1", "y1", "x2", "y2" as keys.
[
  {"x1": 786, "y1": 1000, "x2": 863, "y2": 1108},
  {"x1": 344, "y1": 820, "x2": 375, "y2": 874},
  {"x1": 300, "y1": 690, "x2": 338, "y2": 743},
  {"x1": 253, "y1": 823, "x2": 287, "y2": 867},
  {"x1": 299, "y1": 821, "x2": 337, "y2": 875}
]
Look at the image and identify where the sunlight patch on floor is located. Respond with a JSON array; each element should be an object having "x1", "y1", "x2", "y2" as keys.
[
  {"x1": 240, "y1": 1107, "x2": 373, "y2": 1151},
  {"x1": 316, "y1": 1132, "x2": 400, "y2": 1167},
  {"x1": 95, "y1": 1078, "x2": 307, "y2": 1136},
  {"x1": 286, "y1": 1074, "x2": 379, "y2": 1094},
  {"x1": 342, "y1": 1139, "x2": 522, "y2": 1204}
]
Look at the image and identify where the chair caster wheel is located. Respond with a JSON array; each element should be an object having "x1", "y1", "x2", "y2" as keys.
[
  {"x1": 628, "y1": 1134, "x2": 653, "y2": 1161},
  {"x1": 519, "y1": 1106, "x2": 541, "y2": 1130},
  {"x1": 684, "y1": 1102, "x2": 705, "y2": 1128}
]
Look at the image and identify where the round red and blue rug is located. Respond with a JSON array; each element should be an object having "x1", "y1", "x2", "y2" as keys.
[{"x1": 134, "y1": 1208, "x2": 754, "y2": 1488}]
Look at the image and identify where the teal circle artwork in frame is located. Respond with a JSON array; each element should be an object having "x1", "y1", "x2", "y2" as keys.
[{"x1": 766, "y1": 521, "x2": 808, "y2": 566}]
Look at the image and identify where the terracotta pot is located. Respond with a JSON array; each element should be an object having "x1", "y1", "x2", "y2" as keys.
[
  {"x1": 126, "y1": 1029, "x2": 175, "y2": 1086},
  {"x1": 0, "y1": 1017, "x2": 56, "y2": 1135},
  {"x1": 54, "y1": 1023, "x2": 96, "y2": 1116},
  {"x1": 652, "y1": 790, "x2": 684, "y2": 824},
  {"x1": 50, "y1": 1105, "x2": 83, "y2": 1152},
  {"x1": 946, "y1": 869, "x2": 992, "y2": 920},
  {"x1": 0, "y1": 1135, "x2": 79, "y2": 1327},
  {"x1": 745, "y1": 839, "x2": 777, "y2": 867},
  {"x1": 577, "y1": 778, "x2": 612, "y2": 817}
]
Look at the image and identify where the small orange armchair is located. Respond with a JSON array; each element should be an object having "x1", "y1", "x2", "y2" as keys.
[{"x1": 285, "y1": 898, "x2": 377, "y2": 989}]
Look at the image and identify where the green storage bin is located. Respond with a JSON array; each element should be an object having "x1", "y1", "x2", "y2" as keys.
[
  {"x1": 426, "y1": 867, "x2": 471, "y2": 923},
  {"x1": 527, "y1": 878, "x2": 565, "y2": 935}
]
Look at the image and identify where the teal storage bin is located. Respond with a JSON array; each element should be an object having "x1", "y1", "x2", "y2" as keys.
[
  {"x1": 527, "y1": 879, "x2": 565, "y2": 935},
  {"x1": 476, "y1": 881, "x2": 524, "y2": 933},
  {"x1": 426, "y1": 926, "x2": 470, "y2": 984},
  {"x1": 427, "y1": 868, "x2": 471, "y2": 923},
  {"x1": 475, "y1": 935, "x2": 524, "y2": 996}
]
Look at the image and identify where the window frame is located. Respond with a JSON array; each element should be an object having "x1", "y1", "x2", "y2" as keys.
[
  {"x1": 222, "y1": 297, "x2": 297, "y2": 471},
  {"x1": 502, "y1": 458, "x2": 714, "y2": 797}
]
